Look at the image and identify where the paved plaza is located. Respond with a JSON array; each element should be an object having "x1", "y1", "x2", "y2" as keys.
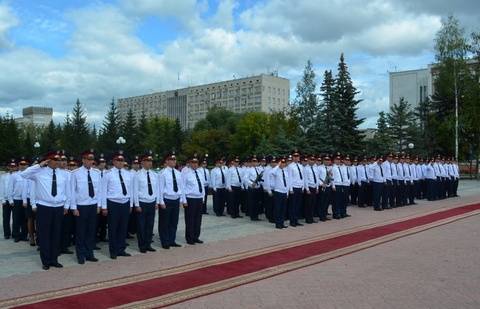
[{"x1": 0, "y1": 180, "x2": 479, "y2": 308}]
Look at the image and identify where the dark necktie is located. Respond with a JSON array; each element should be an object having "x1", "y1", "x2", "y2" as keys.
[
  {"x1": 203, "y1": 169, "x2": 207, "y2": 181},
  {"x1": 364, "y1": 165, "x2": 367, "y2": 177},
  {"x1": 310, "y1": 166, "x2": 317, "y2": 183},
  {"x1": 347, "y1": 167, "x2": 350, "y2": 179},
  {"x1": 380, "y1": 164, "x2": 383, "y2": 177},
  {"x1": 87, "y1": 170, "x2": 94, "y2": 198},
  {"x1": 51, "y1": 169, "x2": 57, "y2": 197},
  {"x1": 355, "y1": 166, "x2": 358, "y2": 179},
  {"x1": 296, "y1": 163, "x2": 303, "y2": 180},
  {"x1": 172, "y1": 168, "x2": 178, "y2": 192},
  {"x1": 338, "y1": 166, "x2": 343, "y2": 182},
  {"x1": 119, "y1": 170, "x2": 127, "y2": 195},
  {"x1": 282, "y1": 169, "x2": 287, "y2": 187},
  {"x1": 220, "y1": 167, "x2": 225, "y2": 184},
  {"x1": 147, "y1": 171, "x2": 153, "y2": 196},
  {"x1": 101, "y1": 170, "x2": 103, "y2": 178},
  {"x1": 195, "y1": 170, "x2": 203, "y2": 193},
  {"x1": 236, "y1": 167, "x2": 241, "y2": 183}
]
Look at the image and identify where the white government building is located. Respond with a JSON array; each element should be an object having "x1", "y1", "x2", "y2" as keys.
[
  {"x1": 118, "y1": 74, "x2": 290, "y2": 130},
  {"x1": 15, "y1": 106, "x2": 53, "y2": 127},
  {"x1": 389, "y1": 67, "x2": 432, "y2": 110}
]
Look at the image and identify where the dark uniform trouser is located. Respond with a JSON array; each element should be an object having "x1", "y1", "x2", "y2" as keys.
[
  {"x1": 202, "y1": 187, "x2": 208, "y2": 214},
  {"x1": 391, "y1": 180, "x2": 398, "y2": 207},
  {"x1": 319, "y1": 187, "x2": 332, "y2": 219},
  {"x1": 387, "y1": 180, "x2": 395, "y2": 208},
  {"x1": 128, "y1": 210, "x2": 137, "y2": 235},
  {"x1": 264, "y1": 191, "x2": 274, "y2": 222},
  {"x1": 240, "y1": 188, "x2": 247, "y2": 214},
  {"x1": 273, "y1": 191, "x2": 287, "y2": 228},
  {"x1": 185, "y1": 197, "x2": 203, "y2": 243},
  {"x1": 2, "y1": 202, "x2": 13, "y2": 238},
  {"x1": 61, "y1": 210, "x2": 75, "y2": 251},
  {"x1": 75, "y1": 204, "x2": 97, "y2": 260},
  {"x1": 453, "y1": 178, "x2": 459, "y2": 196},
  {"x1": 37, "y1": 205, "x2": 63, "y2": 266},
  {"x1": 136, "y1": 201, "x2": 155, "y2": 251},
  {"x1": 247, "y1": 187, "x2": 259, "y2": 220},
  {"x1": 397, "y1": 181, "x2": 405, "y2": 205},
  {"x1": 333, "y1": 186, "x2": 345, "y2": 217},
  {"x1": 366, "y1": 182, "x2": 373, "y2": 206},
  {"x1": 227, "y1": 186, "x2": 241, "y2": 218},
  {"x1": 357, "y1": 182, "x2": 367, "y2": 207},
  {"x1": 351, "y1": 183, "x2": 358, "y2": 205},
  {"x1": 96, "y1": 213, "x2": 107, "y2": 241},
  {"x1": 213, "y1": 188, "x2": 226, "y2": 216},
  {"x1": 372, "y1": 182, "x2": 383, "y2": 210},
  {"x1": 414, "y1": 180, "x2": 421, "y2": 199},
  {"x1": 407, "y1": 181, "x2": 415, "y2": 204},
  {"x1": 12, "y1": 200, "x2": 27, "y2": 240},
  {"x1": 426, "y1": 179, "x2": 435, "y2": 200},
  {"x1": 107, "y1": 200, "x2": 130, "y2": 256},
  {"x1": 158, "y1": 198, "x2": 180, "y2": 246},
  {"x1": 305, "y1": 187, "x2": 316, "y2": 223},
  {"x1": 381, "y1": 181, "x2": 390, "y2": 209},
  {"x1": 289, "y1": 187, "x2": 303, "y2": 225}
]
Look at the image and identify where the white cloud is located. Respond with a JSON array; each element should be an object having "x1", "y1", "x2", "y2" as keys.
[{"x1": 0, "y1": 2, "x2": 18, "y2": 48}]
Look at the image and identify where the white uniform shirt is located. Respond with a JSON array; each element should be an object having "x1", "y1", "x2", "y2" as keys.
[
  {"x1": 287, "y1": 162, "x2": 305, "y2": 189},
  {"x1": 182, "y1": 168, "x2": 205, "y2": 200},
  {"x1": 20, "y1": 164, "x2": 70, "y2": 209},
  {"x1": 133, "y1": 168, "x2": 159, "y2": 206},
  {"x1": 158, "y1": 166, "x2": 186, "y2": 204},
  {"x1": 371, "y1": 162, "x2": 385, "y2": 183},
  {"x1": 265, "y1": 166, "x2": 291, "y2": 194},
  {"x1": 70, "y1": 166, "x2": 102, "y2": 209},
  {"x1": 381, "y1": 161, "x2": 392, "y2": 181},
  {"x1": 226, "y1": 166, "x2": 243, "y2": 189},
  {"x1": 210, "y1": 166, "x2": 228, "y2": 190},
  {"x1": 305, "y1": 164, "x2": 318, "y2": 189},
  {"x1": 101, "y1": 166, "x2": 134, "y2": 208},
  {"x1": 8, "y1": 171, "x2": 26, "y2": 203},
  {"x1": 198, "y1": 167, "x2": 210, "y2": 187}
]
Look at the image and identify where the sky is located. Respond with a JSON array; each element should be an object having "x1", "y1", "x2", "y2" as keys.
[{"x1": 0, "y1": 0, "x2": 478, "y2": 128}]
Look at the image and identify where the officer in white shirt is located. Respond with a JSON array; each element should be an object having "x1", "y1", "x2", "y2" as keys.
[
  {"x1": 70, "y1": 150, "x2": 102, "y2": 264},
  {"x1": 244, "y1": 156, "x2": 263, "y2": 221},
  {"x1": 210, "y1": 158, "x2": 227, "y2": 216},
  {"x1": 265, "y1": 157, "x2": 291, "y2": 229},
  {"x1": 2, "y1": 160, "x2": 16, "y2": 239},
  {"x1": 21, "y1": 151, "x2": 71, "y2": 270},
  {"x1": 452, "y1": 158, "x2": 460, "y2": 197},
  {"x1": 199, "y1": 155, "x2": 210, "y2": 214},
  {"x1": 9, "y1": 157, "x2": 29, "y2": 242},
  {"x1": 331, "y1": 154, "x2": 346, "y2": 219},
  {"x1": 318, "y1": 155, "x2": 333, "y2": 221},
  {"x1": 304, "y1": 155, "x2": 319, "y2": 224},
  {"x1": 96, "y1": 154, "x2": 108, "y2": 243},
  {"x1": 349, "y1": 158, "x2": 359, "y2": 206},
  {"x1": 158, "y1": 152, "x2": 185, "y2": 249},
  {"x1": 225, "y1": 157, "x2": 243, "y2": 219},
  {"x1": 127, "y1": 156, "x2": 141, "y2": 239},
  {"x1": 425, "y1": 158, "x2": 437, "y2": 201},
  {"x1": 182, "y1": 154, "x2": 205, "y2": 245},
  {"x1": 356, "y1": 156, "x2": 368, "y2": 208},
  {"x1": 101, "y1": 150, "x2": 134, "y2": 259},
  {"x1": 287, "y1": 150, "x2": 305, "y2": 226},
  {"x1": 381, "y1": 154, "x2": 393, "y2": 210},
  {"x1": 370, "y1": 156, "x2": 385, "y2": 211},
  {"x1": 414, "y1": 157, "x2": 424, "y2": 199},
  {"x1": 396, "y1": 156, "x2": 406, "y2": 206},
  {"x1": 133, "y1": 152, "x2": 158, "y2": 253},
  {"x1": 262, "y1": 156, "x2": 277, "y2": 223}
]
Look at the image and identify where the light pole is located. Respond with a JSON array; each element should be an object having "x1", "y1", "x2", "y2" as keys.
[{"x1": 453, "y1": 61, "x2": 459, "y2": 161}]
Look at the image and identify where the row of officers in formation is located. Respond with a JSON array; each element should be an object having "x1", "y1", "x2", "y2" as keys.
[{"x1": 1, "y1": 149, "x2": 460, "y2": 270}]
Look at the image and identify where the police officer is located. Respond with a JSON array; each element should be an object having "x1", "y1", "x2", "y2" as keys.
[
  {"x1": 265, "y1": 157, "x2": 290, "y2": 229},
  {"x1": 9, "y1": 157, "x2": 29, "y2": 242},
  {"x1": 287, "y1": 150, "x2": 305, "y2": 226},
  {"x1": 133, "y1": 151, "x2": 158, "y2": 253},
  {"x1": 21, "y1": 151, "x2": 70, "y2": 270},
  {"x1": 70, "y1": 150, "x2": 101, "y2": 264},
  {"x1": 182, "y1": 154, "x2": 205, "y2": 245},
  {"x1": 370, "y1": 156, "x2": 385, "y2": 211},
  {"x1": 210, "y1": 158, "x2": 227, "y2": 216},
  {"x1": 96, "y1": 154, "x2": 108, "y2": 243},
  {"x1": 304, "y1": 155, "x2": 318, "y2": 224},
  {"x1": 244, "y1": 156, "x2": 262, "y2": 221},
  {"x1": 101, "y1": 150, "x2": 133, "y2": 259},
  {"x1": 158, "y1": 152, "x2": 185, "y2": 249},
  {"x1": 225, "y1": 156, "x2": 243, "y2": 219},
  {"x1": 198, "y1": 155, "x2": 210, "y2": 214},
  {"x1": 1, "y1": 160, "x2": 16, "y2": 239},
  {"x1": 356, "y1": 156, "x2": 368, "y2": 208}
]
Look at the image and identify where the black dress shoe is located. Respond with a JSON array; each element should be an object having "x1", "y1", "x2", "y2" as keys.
[
  {"x1": 170, "y1": 243, "x2": 181, "y2": 247},
  {"x1": 94, "y1": 246, "x2": 101, "y2": 250},
  {"x1": 275, "y1": 226, "x2": 283, "y2": 229},
  {"x1": 195, "y1": 239, "x2": 204, "y2": 244},
  {"x1": 50, "y1": 262, "x2": 63, "y2": 268},
  {"x1": 320, "y1": 218, "x2": 327, "y2": 222},
  {"x1": 110, "y1": 254, "x2": 117, "y2": 259},
  {"x1": 78, "y1": 259, "x2": 85, "y2": 265},
  {"x1": 187, "y1": 241, "x2": 196, "y2": 245},
  {"x1": 42, "y1": 265, "x2": 50, "y2": 270},
  {"x1": 162, "y1": 245, "x2": 170, "y2": 249},
  {"x1": 86, "y1": 257, "x2": 99, "y2": 262},
  {"x1": 296, "y1": 223, "x2": 303, "y2": 226},
  {"x1": 333, "y1": 215, "x2": 341, "y2": 219},
  {"x1": 146, "y1": 247, "x2": 156, "y2": 252},
  {"x1": 118, "y1": 252, "x2": 131, "y2": 257},
  {"x1": 140, "y1": 249, "x2": 147, "y2": 253},
  {"x1": 251, "y1": 218, "x2": 261, "y2": 221},
  {"x1": 237, "y1": 215, "x2": 243, "y2": 218},
  {"x1": 61, "y1": 249, "x2": 74, "y2": 254}
]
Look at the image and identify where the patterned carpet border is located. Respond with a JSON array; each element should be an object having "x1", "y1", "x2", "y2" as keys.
[{"x1": 1, "y1": 202, "x2": 479, "y2": 308}]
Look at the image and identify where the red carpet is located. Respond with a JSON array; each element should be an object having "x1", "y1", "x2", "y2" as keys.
[{"x1": 8, "y1": 203, "x2": 480, "y2": 308}]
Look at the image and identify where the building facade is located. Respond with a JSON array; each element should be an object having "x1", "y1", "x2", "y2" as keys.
[
  {"x1": 118, "y1": 74, "x2": 290, "y2": 129},
  {"x1": 389, "y1": 68, "x2": 432, "y2": 110},
  {"x1": 15, "y1": 106, "x2": 53, "y2": 127}
]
